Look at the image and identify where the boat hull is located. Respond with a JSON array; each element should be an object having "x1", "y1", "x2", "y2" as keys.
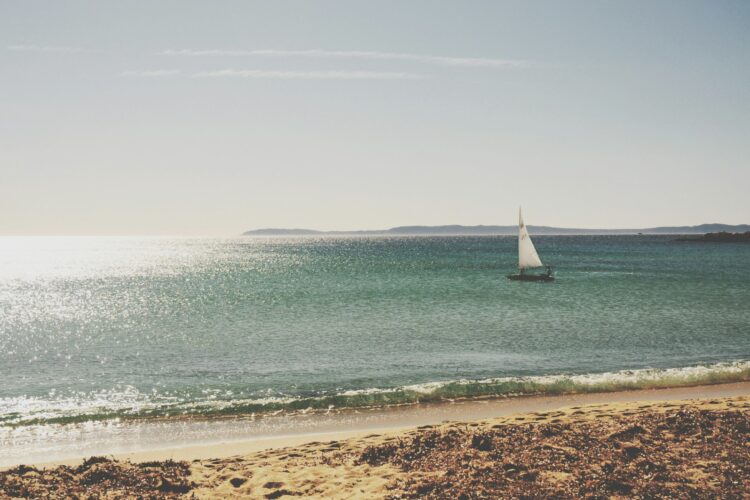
[{"x1": 507, "y1": 273, "x2": 554, "y2": 282}]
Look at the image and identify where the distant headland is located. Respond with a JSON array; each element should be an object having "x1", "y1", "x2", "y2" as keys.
[
  {"x1": 243, "y1": 223, "x2": 750, "y2": 236},
  {"x1": 674, "y1": 231, "x2": 750, "y2": 243}
]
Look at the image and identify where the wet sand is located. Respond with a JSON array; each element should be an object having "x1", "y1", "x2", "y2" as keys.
[
  {"x1": 1, "y1": 382, "x2": 749, "y2": 498},
  {"x1": 4, "y1": 381, "x2": 747, "y2": 469}
]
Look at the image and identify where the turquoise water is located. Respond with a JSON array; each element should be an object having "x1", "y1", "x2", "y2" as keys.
[{"x1": 0, "y1": 235, "x2": 748, "y2": 427}]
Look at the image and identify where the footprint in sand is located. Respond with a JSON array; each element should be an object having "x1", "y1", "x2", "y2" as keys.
[
  {"x1": 229, "y1": 477, "x2": 247, "y2": 488},
  {"x1": 266, "y1": 490, "x2": 298, "y2": 499}
]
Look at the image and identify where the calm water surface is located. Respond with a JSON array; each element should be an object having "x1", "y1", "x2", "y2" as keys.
[{"x1": 1, "y1": 235, "x2": 748, "y2": 427}]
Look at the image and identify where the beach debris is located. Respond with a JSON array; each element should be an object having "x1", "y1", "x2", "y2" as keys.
[
  {"x1": 355, "y1": 402, "x2": 750, "y2": 498},
  {"x1": 0, "y1": 456, "x2": 192, "y2": 498}
]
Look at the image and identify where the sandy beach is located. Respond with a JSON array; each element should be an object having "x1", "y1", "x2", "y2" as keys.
[{"x1": 2, "y1": 382, "x2": 748, "y2": 498}]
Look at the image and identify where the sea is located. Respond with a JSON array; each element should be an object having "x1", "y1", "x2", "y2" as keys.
[{"x1": 0, "y1": 235, "x2": 748, "y2": 463}]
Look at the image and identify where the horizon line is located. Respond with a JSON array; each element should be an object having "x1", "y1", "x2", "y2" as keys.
[
  {"x1": 242, "y1": 222, "x2": 749, "y2": 235},
  {"x1": 1, "y1": 222, "x2": 747, "y2": 238}
]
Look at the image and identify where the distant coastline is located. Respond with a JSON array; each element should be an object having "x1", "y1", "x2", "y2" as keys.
[
  {"x1": 674, "y1": 231, "x2": 750, "y2": 243},
  {"x1": 243, "y1": 223, "x2": 750, "y2": 236}
]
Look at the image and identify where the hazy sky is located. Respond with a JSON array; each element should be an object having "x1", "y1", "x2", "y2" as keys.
[{"x1": 1, "y1": 1, "x2": 749, "y2": 235}]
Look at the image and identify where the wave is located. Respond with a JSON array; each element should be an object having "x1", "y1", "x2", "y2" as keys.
[{"x1": 2, "y1": 360, "x2": 748, "y2": 427}]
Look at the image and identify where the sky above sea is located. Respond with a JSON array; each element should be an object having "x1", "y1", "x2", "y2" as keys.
[{"x1": 1, "y1": 1, "x2": 749, "y2": 235}]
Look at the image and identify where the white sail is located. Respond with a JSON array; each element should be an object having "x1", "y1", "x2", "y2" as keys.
[{"x1": 518, "y1": 207, "x2": 543, "y2": 269}]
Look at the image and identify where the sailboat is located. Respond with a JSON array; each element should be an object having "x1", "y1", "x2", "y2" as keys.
[{"x1": 507, "y1": 208, "x2": 554, "y2": 282}]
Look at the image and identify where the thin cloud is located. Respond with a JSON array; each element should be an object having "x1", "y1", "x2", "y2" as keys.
[
  {"x1": 119, "y1": 70, "x2": 181, "y2": 77},
  {"x1": 7, "y1": 44, "x2": 95, "y2": 54},
  {"x1": 192, "y1": 69, "x2": 424, "y2": 80},
  {"x1": 160, "y1": 48, "x2": 532, "y2": 68}
]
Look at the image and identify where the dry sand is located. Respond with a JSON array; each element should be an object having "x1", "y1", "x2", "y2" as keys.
[
  {"x1": 1, "y1": 383, "x2": 749, "y2": 498},
  {"x1": 187, "y1": 394, "x2": 750, "y2": 499}
]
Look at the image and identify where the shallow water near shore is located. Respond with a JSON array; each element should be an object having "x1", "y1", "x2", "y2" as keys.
[
  {"x1": 1, "y1": 235, "x2": 748, "y2": 434},
  {"x1": 2, "y1": 382, "x2": 747, "y2": 468}
]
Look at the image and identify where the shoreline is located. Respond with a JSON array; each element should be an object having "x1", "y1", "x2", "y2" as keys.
[
  {"x1": 14, "y1": 358, "x2": 749, "y2": 428},
  {"x1": 4, "y1": 380, "x2": 748, "y2": 470},
  {"x1": 2, "y1": 391, "x2": 748, "y2": 498}
]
